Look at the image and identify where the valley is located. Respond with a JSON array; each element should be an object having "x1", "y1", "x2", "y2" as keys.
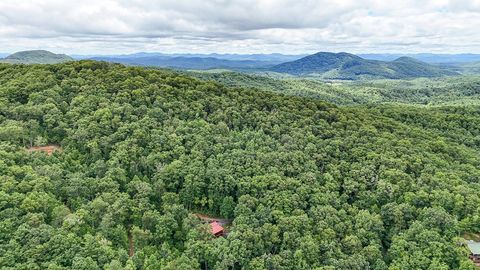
[{"x1": 189, "y1": 70, "x2": 480, "y2": 105}]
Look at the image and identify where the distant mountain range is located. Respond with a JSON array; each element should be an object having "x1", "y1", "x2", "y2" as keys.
[
  {"x1": 88, "y1": 51, "x2": 471, "y2": 78},
  {"x1": 270, "y1": 52, "x2": 459, "y2": 79},
  {"x1": 80, "y1": 52, "x2": 480, "y2": 64},
  {"x1": 75, "y1": 52, "x2": 306, "y2": 62},
  {"x1": 89, "y1": 55, "x2": 283, "y2": 70},
  {"x1": 359, "y1": 53, "x2": 480, "y2": 63},
  {"x1": 1, "y1": 50, "x2": 477, "y2": 79},
  {"x1": 0, "y1": 50, "x2": 73, "y2": 64}
]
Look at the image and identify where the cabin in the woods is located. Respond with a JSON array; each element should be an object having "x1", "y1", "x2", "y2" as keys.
[
  {"x1": 210, "y1": 221, "x2": 224, "y2": 237},
  {"x1": 194, "y1": 213, "x2": 229, "y2": 237},
  {"x1": 467, "y1": 240, "x2": 480, "y2": 266}
]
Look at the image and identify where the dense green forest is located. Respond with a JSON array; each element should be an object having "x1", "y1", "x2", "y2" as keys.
[{"x1": 1, "y1": 61, "x2": 480, "y2": 269}]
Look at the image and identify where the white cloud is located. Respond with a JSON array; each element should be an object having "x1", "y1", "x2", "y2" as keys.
[{"x1": 0, "y1": 0, "x2": 479, "y2": 54}]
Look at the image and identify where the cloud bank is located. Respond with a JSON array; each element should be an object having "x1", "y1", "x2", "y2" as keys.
[{"x1": 0, "y1": 0, "x2": 479, "y2": 54}]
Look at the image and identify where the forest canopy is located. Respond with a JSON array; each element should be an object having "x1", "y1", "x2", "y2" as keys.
[{"x1": 1, "y1": 61, "x2": 480, "y2": 269}]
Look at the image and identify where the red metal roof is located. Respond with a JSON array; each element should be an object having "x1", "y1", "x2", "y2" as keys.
[{"x1": 210, "y1": 221, "x2": 224, "y2": 235}]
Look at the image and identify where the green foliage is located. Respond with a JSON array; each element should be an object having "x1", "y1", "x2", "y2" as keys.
[{"x1": 0, "y1": 61, "x2": 479, "y2": 269}]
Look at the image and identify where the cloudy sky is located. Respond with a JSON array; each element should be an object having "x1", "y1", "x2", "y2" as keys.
[{"x1": 0, "y1": 0, "x2": 479, "y2": 54}]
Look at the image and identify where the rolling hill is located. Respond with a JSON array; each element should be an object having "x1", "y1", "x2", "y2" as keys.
[
  {"x1": 270, "y1": 52, "x2": 459, "y2": 79},
  {"x1": 0, "y1": 50, "x2": 73, "y2": 64}
]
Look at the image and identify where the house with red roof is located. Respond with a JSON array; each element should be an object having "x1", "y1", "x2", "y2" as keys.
[{"x1": 210, "y1": 221, "x2": 224, "y2": 237}]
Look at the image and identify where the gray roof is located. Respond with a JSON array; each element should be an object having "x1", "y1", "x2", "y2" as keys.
[{"x1": 467, "y1": 241, "x2": 480, "y2": 255}]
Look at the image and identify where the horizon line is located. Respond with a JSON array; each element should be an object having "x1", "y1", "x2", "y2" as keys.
[{"x1": 3, "y1": 50, "x2": 480, "y2": 56}]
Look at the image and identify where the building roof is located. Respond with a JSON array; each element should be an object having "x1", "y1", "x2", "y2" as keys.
[
  {"x1": 467, "y1": 241, "x2": 480, "y2": 255},
  {"x1": 210, "y1": 221, "x2": 224, "y2": 235},
  {"x1": 27, "y1": 145, "x2": 61, "y2": 156}
]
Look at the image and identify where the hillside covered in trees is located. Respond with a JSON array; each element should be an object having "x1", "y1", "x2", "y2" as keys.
[
  {"x1": 270, "y1": 52, "x2": 459, "y2": 79},
  {"x1": 0, "y1": 50, "x2": 73, "y2": 64},
  {"x1": 1, "y1": 61, "x2": 480, "y2": 269}
]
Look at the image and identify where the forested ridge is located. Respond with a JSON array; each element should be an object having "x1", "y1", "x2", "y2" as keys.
[
  {"x1": 269, "y1": 52, "x2": 458, "y2": 79},
  {"x1": 1, "y1": 61, "x2": 480, "y2": 269}
]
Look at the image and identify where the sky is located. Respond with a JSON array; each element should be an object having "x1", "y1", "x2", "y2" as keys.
[{"x1": 0, "y1": 0, "x2": 480, "y2": 55}]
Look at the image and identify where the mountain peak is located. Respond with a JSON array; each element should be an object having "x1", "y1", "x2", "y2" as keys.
[
  {"x1": 1, "y1": 50, "x2": 73, "y2": 64},
  {"x1": 270, "y1": 51, "x2": 458, "y2": 79}
]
